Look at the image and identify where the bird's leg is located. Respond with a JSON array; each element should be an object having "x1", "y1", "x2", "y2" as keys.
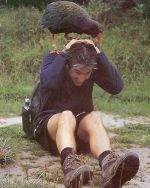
[
  {"x1": 64, "y1": 33, "x2": 73, "y2": 40},
  {"x1": 50, "y1": 34, "x2": 58, "y2": 52},
  {"x1": 93, "y1": 32, "x2": 103, "y2": 46},
  {"x1": 64, "y1": 33, "x2": 69, "y2": 40}
]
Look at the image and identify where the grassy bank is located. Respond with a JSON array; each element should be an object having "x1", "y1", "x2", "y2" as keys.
[
  {"x1": 93, "y1": 77, "x2": 150, "y2": 116},
  {"x1": 0, "y1": 5, "x2": 150, "y2": 117}
]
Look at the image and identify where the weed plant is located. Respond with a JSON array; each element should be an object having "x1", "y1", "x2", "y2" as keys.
[
  {"x1": 0, "y1": 138, "x2": 15, "y2": 165},
  {"x1": 33, "y1": 165, "x2": 63, "y2": 184}
]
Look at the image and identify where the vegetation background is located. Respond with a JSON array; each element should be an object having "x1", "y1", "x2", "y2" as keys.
[
  {"x1": 0, "y1": 1, "x2": 150, "y2": 187},
  {"x1": 0, "y1": 0, "x2": 150, "y2": 116}
]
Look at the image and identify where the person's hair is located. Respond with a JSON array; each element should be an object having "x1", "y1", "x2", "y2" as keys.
[{"x1": 65, "y1": 42, "x2": 98, "y2": 69}]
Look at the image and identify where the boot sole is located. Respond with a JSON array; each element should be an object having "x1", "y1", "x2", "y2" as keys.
[
  {"x1": 102, "y1": 152, "x2": 140, "y2": 188},
  {"x1": 65, "y1": 165, "x2": 93, "y2": 188}
]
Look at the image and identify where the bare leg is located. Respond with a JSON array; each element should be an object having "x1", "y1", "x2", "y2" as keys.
[
  {"x1": 77, "y1": 111, "x2": 111, "y2": 158},
  {"x1": 51, "y1": 34, "x2": 55, "y2": 46},
  {"x1": 47, "y1": 111, "x2": 99, "y2": 187},
  {"x1": 47, "y1": 110, "x2": 77, "y2": 153},
  {"x1": 77, "y1": 112, "x2": 139, "y2": 187}
]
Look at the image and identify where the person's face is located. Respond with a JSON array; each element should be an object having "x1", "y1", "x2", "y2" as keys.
[{"x1": 68, "y1": 66, "x2": 92, "y2": 87}]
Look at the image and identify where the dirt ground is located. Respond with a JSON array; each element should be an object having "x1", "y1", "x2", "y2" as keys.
[
  {"x1": 0, "y1": 147, "x2": 150, "y2": 187},
  {"x1": 0, "y1": 112, "x2": 150, "y2": 187}
]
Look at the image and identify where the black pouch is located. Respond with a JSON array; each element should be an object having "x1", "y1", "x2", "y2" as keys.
[{"x1": 22, "y1": 80, "x2": 40, "y2": 139}]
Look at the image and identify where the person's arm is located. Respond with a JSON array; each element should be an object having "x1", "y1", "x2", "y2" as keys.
[
  {"x1": 40, "y1": 39, "x2": 82, "y2": 90},
  {"x1": 74, "y1": 39, "x2": 124, "y2": 94},
  {"x1": 93, "y1": 51, "x2": 124, "y2": 95},
  {"x1": 40, "y1": 52, "x2": 66, "y2": 90}
]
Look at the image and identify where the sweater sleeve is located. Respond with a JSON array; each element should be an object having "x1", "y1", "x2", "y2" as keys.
[
  {"x1": 40, "y1": 52, "x2": 66, "y2": 90},
  {"x1": 93, "y1": 52, "x2": 124, "y2": 95}
]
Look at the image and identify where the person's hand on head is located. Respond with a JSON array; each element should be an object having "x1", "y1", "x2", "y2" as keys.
[
  {"x1": 62, "y1": 38, "x2": 101, "y2": 54},
  {"x1": 62, "y1": 39, "x2": 78, "y2": 52},
  {"x1": 77, "y1": 39, "x2": 101, "y2": 54},
  {"x1": 76, "y1": 39, "x2": 95, "y2": 45}
]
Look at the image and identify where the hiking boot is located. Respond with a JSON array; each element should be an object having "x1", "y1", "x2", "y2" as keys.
[
  {"x1": 99, "y1": 151, "x2": 139, "y2": 188},
  {"x1": 62, "y1": 154, "x2": 93, "y2": 188}
]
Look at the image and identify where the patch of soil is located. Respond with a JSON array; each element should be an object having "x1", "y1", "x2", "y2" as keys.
[{"x1": 0, "y1": 147, "x2": 150, "y2": 187}]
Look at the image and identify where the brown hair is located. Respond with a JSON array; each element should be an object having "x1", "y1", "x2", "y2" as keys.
[{"x1": 65, "y1": 42, "x2": 98, "y2": 69}]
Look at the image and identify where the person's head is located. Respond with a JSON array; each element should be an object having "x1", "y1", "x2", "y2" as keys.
[{"x1": 65, "y1": 41, "x2": 97, "y2": 86}]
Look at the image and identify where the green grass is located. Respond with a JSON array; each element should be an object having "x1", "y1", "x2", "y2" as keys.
[
  {"x1": 0, "y1": 77, "x2": 149, "y2": 117},
  {"x1": 0, "y1": 80, "x2": 34, "y2": 116},
  {"x1": 0, "y1": 124, "x2": 149, "y2": 156},
  {"x1": 93, "y1": 78, "x2": 150, "y2": 116},
  {"x1": 0, "y1": 138, "x2": 15, "y2": 165},
  {"x1": 0, "y1": 79, "x2": 149, "y2": 117},
  {"x1": 0, "y1": 6, "x2": 150, "y2": 117},
  {"x1": 0, "y1": 4, "x2": 149, "y2": 188},
  {"x1": 0, "y1": 125, "x2": 45, "y2": 156},
  {"x1": 108, "y1": 124, "x2": 150, "y2": 147}
]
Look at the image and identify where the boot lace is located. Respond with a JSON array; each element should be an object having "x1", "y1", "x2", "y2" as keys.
[
  {"x1": 63, "y1": 154, "x2": 87, "y2": 172},
  {"x1": 102, "y1": 152, "x2": 119, "y2": 169}
]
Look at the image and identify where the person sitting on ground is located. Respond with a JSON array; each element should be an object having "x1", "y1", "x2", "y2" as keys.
[{"x1": 31, "y1": 38, "x2": 139, "y2": 188}]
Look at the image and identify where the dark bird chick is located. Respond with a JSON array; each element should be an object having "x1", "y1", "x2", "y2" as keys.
[{"x1": 41, "y1": 1, "x2": 103, "y2": 48}]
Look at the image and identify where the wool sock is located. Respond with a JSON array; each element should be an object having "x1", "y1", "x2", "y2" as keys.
[
  {"x1": 60, "y1": 147, "x2": 73, "y2": 165},
  {"x1": 98, "y1": 150, "x2": 112, "y2": 168}
]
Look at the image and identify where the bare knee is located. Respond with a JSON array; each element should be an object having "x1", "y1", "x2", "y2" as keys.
[
  {"x1": 60, "y1": 110, "x2": 76, "y2": 122},
  {"x1": 80, "y1": 112, "x2": 104, "y2": 132},
  {"x1": 59, "y1": 110, "x2": 76, "y2": 129},
  {"x1": 89, "y1": 112, "x2": 103, "y2": 123}
]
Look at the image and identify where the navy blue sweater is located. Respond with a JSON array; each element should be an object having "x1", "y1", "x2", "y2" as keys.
[{"x1": 37, "y1": 51, "x2": 123, "y2": 119}]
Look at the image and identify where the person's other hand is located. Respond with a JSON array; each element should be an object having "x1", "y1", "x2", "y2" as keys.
[
  {"x1": 77, "y1": 39, "x2": 101, "y2": 54},
  {"x1": 62, "y1": 39, "x2": 78, "y2": 52},
  {"x1": 62, "y1": 38, "x2": 101, "y2": 53}
]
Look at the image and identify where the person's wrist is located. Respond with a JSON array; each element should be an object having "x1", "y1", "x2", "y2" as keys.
[
  {"x1": 63, "y1": 39, "x2": 78, "y2": 52},
  {"x1": 59, "y1": 51, "x2": 66, "y2": 56},
  {"x1": 95, "y1": 46, "x2": 101, "y2": 54},
  {"x1": 75, "y1": 39, "x2": 101, "y2": 54},
  {"x1": 62, "y1": 47, "x2": 67, "y2": 53}
]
